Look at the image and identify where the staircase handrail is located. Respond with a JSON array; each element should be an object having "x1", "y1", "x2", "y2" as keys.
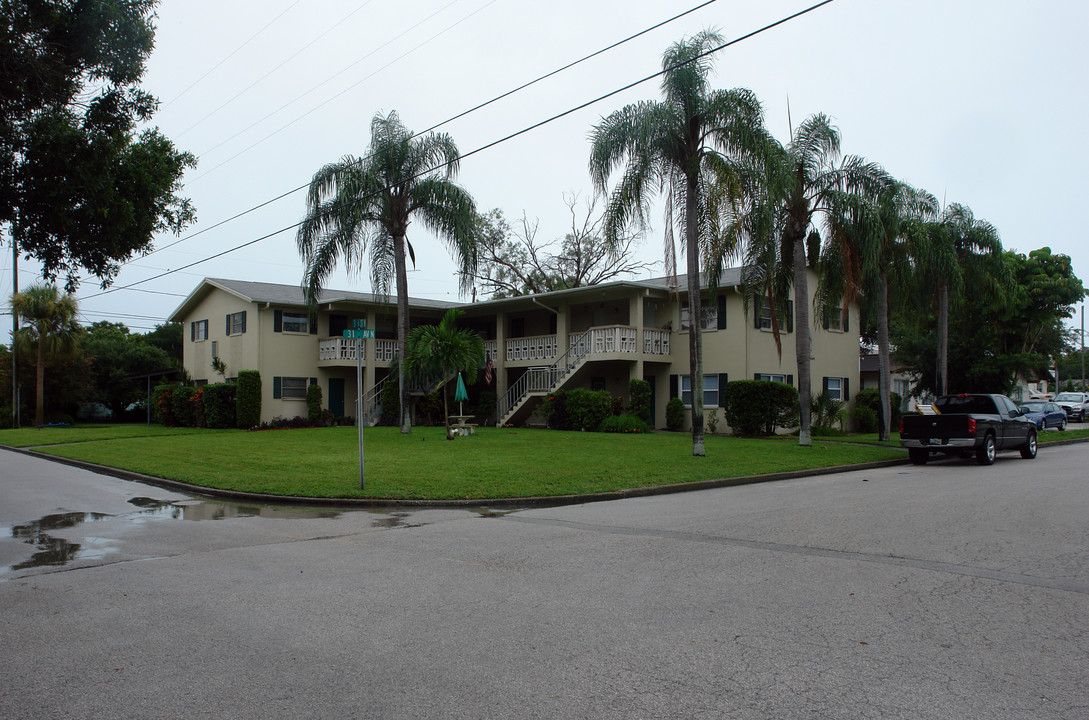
[{"x1": 497, "y1": 328, "x2": 591, "y2": 422}]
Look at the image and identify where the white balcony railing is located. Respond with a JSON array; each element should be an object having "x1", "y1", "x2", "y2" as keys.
[
  {"x1": 505, "y1": 334, "x2": 558, "y2": 362},
  {"x1": 642, "y1": 329, "x2": 670, "y2": 356},
  {"x1": 318, "y1": 337, "x2": 363, "y2": 361},
  {"x1": 375, "y1": 340, "x2": 397, "y2": 363}
]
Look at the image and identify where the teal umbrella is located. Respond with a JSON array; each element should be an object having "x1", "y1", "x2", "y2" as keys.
[{"x1": 454, "y1": 373, "x2": 469, "y2": 415}]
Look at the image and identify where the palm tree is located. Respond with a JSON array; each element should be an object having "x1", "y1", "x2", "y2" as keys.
[
  {"x1": 921, "y1": 204, "x2": 1004, "y2": 395},
  {"x1": 11, "y1": 283, "x2": 81, "y2": 426},
  {"x1": 589, "y1": 29, "x2": 764, "y2": 457},
  {"x1": 404, "y1": 308, "x2": 485, "y2": 430},
  {"x1": 297, "y1": 110, "x2": 478, "y2": 433},
  {"x1": 747, "y1": 114, "x2": 885, "y2": 446},
  {"x1": 820, "y1": 179, "x2": 936, "y2": 440}
]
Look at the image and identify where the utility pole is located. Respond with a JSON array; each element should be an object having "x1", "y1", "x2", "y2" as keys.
[
  {"x1": 11, "y1": 236, "x2": 18, "y2": 429},
  {"x1": 1081, "y1": 304, "x2": 1085, "y2": 391}
]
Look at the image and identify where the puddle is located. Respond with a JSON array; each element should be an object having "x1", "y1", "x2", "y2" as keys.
[
  {"x1": 370, "y1": 511, "x2": 428, "y2": 530},
  {"x1": 1, "y1": 497, "x2": 343, "y2": 575}
]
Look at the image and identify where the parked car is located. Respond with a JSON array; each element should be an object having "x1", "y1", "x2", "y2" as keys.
[
  {"x1": 1018, "y1": 401, "x2": 1067, "y2": 431},
  {"x1": 1052, "y1": 392, "x2": 1089, "y2": 422},
  {"x1": 900, "y1": 393, "x2": 1036, "y2": 465}
]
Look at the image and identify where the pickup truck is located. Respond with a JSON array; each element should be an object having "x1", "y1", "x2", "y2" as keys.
[
  {"x1": 1053, "y1": 391, "x2": 1089, "y2": 422},
  {"x1": 899, "y1": 393, "x2": 1037, "y2": 466}
]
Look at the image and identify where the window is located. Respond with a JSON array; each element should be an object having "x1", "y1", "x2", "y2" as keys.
[
  {"x1": 822, "y1": 376, "x2": 850, "y2": 402},
  {"x1": 280, "y1": 377, "x2": 308, "y2": 399},
  {"x1": 681, "y1": 375, "x2": 720, "y2": 407},
  {"x1": 227, "y1": 311, "x2": 246, "y2": 335},
  {"x1": 282, "y1": 312, "x2": 308, "y2": 333},
  {"x1": 756, "y1": 373, "x2": 790, "y2": 384},
  {"x1": 211, "y1": 340, "x2": 218, "y2": 359},
  {"x1": 823, "y1": 306, "x2": 849, "y2": 332},
  {"x1": 756, "y1": 300, "x2": 793, "y2": 332},
  {"x1": 680, "y1": 300, "x2": 717, "y2": 331},
  {"x1": 191, "y1": 319, "x2": 208, "y2": 342}
]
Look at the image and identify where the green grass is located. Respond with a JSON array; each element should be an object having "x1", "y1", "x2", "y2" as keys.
[{"x1": 0, "y1": 424, "x2": 907, "y2": 501}]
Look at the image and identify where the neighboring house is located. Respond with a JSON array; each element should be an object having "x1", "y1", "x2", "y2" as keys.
[
  {"x1": 859, "y1": 353, "x2": 923, "y2": 412},
  {"x1": 168, "y1": 269, "x2": 861, "y2": 431}
]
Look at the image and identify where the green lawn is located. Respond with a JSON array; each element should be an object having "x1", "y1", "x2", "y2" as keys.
[{"x1": 0, "y1": 425, "x2": 908, "y2": 501}]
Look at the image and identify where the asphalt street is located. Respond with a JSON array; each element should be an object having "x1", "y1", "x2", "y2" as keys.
[{"x1": 1, "y1": 442, "x2": 1087, "y2": 719}]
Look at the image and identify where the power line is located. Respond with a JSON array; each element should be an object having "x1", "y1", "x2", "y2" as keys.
[
  {"x1": 125, "y1": 0, "x2": 722, "y2": 266},
  {"x1": 83, "y1": 0, "x2": 835, "y2": 301}
]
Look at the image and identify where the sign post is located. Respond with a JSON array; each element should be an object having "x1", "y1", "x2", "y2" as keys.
[{"x1": 343, "y1": 325, "x2": 374, "y2": 489}]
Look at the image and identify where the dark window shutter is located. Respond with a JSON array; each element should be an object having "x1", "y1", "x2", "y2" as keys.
[
  {"x1": 822, "y1": 377, "x2": 830, "y2": 395},
  {"x1": 226, "y1": 314, "x2": 231, "y2": 335},
  {"x1": 274, "y1": 310, "x2": 283, "y2": 333},
  {"x1": 754, "y1": 305, "x2": 761, "y2": 329},
  {"x1": 669, "y1": 375, "x2": 678, "y2": 399},
  {"x1": 787, "y1": 301, "x2": 794, "y2": 333},
  {"x1": 241, "y1": 311, "x2": 247, "y2": 334},
  {"x1": 717, "y1": 295, "x2": 727, "y2": 329},
  {"x1": 309, "y1": 317, "x2": 317, "y2": 335},
  {"x1": 190, "y1": 322, "x2": 195, "y2": 341},
  {"x1": 718, "y1": 373, "x2": 728, "y2": 406},
  {"x1": 273, "y1": 377, "x2": 282, "y2": 399},
  {"x1": 754, "y1": 373, "x2": 761, "y2": 381},
  {"x1": 822, "y1": 312, "x2": 829, "y2": 330},
  {"x1": 309, "y1": 377, "x2": 318, "y2": 386},
  {"x1": 787, "y1": 374, "x2": 793, "y2": 386},
  {"x1": 844, "y1": 309, "x2": 849, "y2": 333},
  {"x1": 844, "y1": 377, "x2": 850, "y2": 402}
]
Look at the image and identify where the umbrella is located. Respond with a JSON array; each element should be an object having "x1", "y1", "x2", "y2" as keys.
[{"x1": 454, "y1": 373, "x2": 469, "y2": 416}]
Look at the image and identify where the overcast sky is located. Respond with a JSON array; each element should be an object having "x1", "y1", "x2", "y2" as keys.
[{"x1": 3, "y1": 0, "x2": 1087, "y2": 341}]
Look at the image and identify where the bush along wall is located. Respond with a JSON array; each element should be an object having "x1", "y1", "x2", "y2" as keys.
[
  {"x1": 306, "y1": 383, "x2": 323, "y2": 424},
  {"x1": 628, "y1": 378, "x2": 651, "y2": 424},
  {"x1": 665, "y1": 397, "x2": 685, "y2": 431},
  {"x1": 171, "y1": 386, "x2": 201, "y2": 428},
  {"x1": 202, "y1": 383, "x2": 237, "y2": 429},
  {"x1": 236, "y1": 371, "x2": 261, "y2": 429},
  {"x1": 154, "y1": 383, "x2": 182, "y2": 425},
  {"x1": 721, "y1": 380, "x2": 799, "y2": 436}
]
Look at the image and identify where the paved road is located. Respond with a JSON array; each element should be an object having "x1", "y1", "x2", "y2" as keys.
[{"x1": 1, "y1": 444, "x2": 1087, "y2": 719}]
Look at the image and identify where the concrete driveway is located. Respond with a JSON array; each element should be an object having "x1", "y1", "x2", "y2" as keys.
[{"x1": 1, "y1": 444, "x2": 1087, "y2": 719}]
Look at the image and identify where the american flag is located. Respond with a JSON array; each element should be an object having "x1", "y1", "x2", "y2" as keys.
[{"x1": 485, "y1": 353, "x2": 493, "y2": 385}]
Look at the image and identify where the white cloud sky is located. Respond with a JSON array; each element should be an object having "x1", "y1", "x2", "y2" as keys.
[{"x1": 4, "y1": 0, "x2": 1088, "y2": 339}]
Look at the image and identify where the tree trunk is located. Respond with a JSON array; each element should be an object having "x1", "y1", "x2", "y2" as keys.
[
  {"x1": 793, "y1": 234, "x2": 811, "y2": 446},
  {"x1": 35, "y1": 336, "x2": 46, "y2": 427},
  {"x1": 685, "y1": 172, "x2": 705, "y2": 457},
  {"x1": 395, "y1": 233, "x2": 412, "y2": 434},
  {"x1": 937, "y1": 283, "x2": 949, "y2": 396},
  {"x1": 877, "y1": 271, "x2": 891, "y2": 442}
]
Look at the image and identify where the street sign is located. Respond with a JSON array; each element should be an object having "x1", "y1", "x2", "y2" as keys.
[
  {"x1": 342, "y1": 329, "x2": 374, "y2": 339},
  {"x1": 350, "y1": 319, "x2": 367, "y2": 329}
]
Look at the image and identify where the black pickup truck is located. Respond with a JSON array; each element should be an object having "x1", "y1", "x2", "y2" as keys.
[{"x1": 899, "y1": 393, "x2": 1037, "y2": 466}]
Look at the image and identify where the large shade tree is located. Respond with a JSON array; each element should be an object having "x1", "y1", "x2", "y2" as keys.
[
  {"x1": 589, "y1": 29, "x2": 764, "y2": 456},
  {"x1": 11, "y1": 283, "x2": 81, "y2": 426},
  {"x1": 297, "y1": 110, "x2": 478, "y2": 433}
]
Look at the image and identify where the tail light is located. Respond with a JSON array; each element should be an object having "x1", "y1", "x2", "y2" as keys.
[
  {"x1": 898, "y1": 418, "x2": 904, "y2": 433},
  {"x1": 967, "y1": 418, "x2": 977, "y2": 434}
]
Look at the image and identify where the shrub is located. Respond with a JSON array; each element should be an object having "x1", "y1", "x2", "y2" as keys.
[
  {"x1": 154, "y1": 383, "x2": 182, "y2": 426},
  {"x1": 172, "y1": 386, "x2": 200, "y2": 427},
  {"x1": 721, "y1": 380, "x2": 799, "y2": 436},
  {"x1": 811, "y1": 391, "x2": 845, "y2": 431},
  {"x1": 236, "y1": 371, "x2": 261, "y2": 429},
  {"x1": 538, "y1": 389, "x2": 572, "y2": 430},
  {"x1": 706, "y1": 409, "x2": 719, "y2": 435},
  {"x1": 475, "y1": 390, "x2": 496, "y2": 424},
  {"x1": 379, "y1": 377, "x2": 399, "y2": 426},
  {"x1": 306, "y1": 383, "x2": 323, "y2": 424},
  {"x1": 665, "y1": 397, "x2": 685, "y2": 431},
  {"x1": 628, "y1": 378, "x2": 651, "y2": 424},
  {"x1": 202, "y1": 383, "x2": 237, "y2": 429},
  {"x1": 600, "y1": 414, "x2": 649, "y2": 433},
  {"x1": 849, "y1": 404, "x2": 878, "y2": 433},
  {"x1": 566, "y1": 388, "x2": 612, "y2": 431},
  {"x1": 852, "y1": 387, "x2": 903, "y2": 435}
]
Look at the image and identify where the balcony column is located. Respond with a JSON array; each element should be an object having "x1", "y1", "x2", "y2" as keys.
[
  {"x1": 495, "y1": 310, "x2": 507, "y2": 402},
  {"x1": 630, "y1": 293, "x2": 645, "y2": 381},
  {"x1": 555, "y1": 302, "x2": 568, "y2": 357}
]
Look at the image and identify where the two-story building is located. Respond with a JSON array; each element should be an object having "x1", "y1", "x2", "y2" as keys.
[{"x1": 167, "y1": 268, "x2": 861, "y2": 431}]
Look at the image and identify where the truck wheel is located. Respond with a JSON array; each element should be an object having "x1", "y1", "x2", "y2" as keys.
[
  {"x1": 976, "y1": 433, "x2": 996, "y2": 465},
  {"x1": 1020, "y1": 430, "x2": 1038, "y2": 459},
  {"x1": 909, "y1": 448, "x2": 929, "y2": 465}
]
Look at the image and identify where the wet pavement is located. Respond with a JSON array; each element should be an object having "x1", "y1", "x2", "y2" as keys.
[{"x1": 1, "y1": 445, "x2": 1087, "y2": 719}]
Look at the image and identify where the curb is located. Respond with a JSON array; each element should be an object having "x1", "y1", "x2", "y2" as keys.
[{"x1": 3, "y1": 443, "x2": 913, "y2": 510}]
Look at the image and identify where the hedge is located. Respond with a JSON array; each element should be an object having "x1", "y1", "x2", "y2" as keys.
[
  {"x1": 236, "y1": 371, "x2": 262, "y2": 428},
  {"x1": 202, "y1": 383, "x2": 237, "y2": 429},
  {"x1": 721, "y1": 380, "x2": 799, "y2": 436}
]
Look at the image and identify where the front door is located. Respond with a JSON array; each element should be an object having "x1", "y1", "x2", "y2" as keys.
[{"x1": 329, "y1": 378, "x2": 345, "y2": 417}]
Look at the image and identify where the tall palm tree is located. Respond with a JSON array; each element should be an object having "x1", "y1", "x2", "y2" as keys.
[
  {"x1": 820, "y1": 179, "x2": 936, "y2": 440},
  {"x1": 297, "y1": 110, "x2": 478, "y2": 433},
  {"x1": 589, "y1": 29, "x2": 764, "y2": 457},
  {"x1": 11, "y1": 283, "x2": 81, "y2": 426},
  {"x1": 747, "y1": 114, "x2": 885, "y2": 446},
  {"x1": 921, "y1": 204, "x2": 1004, "y2": 395},
  {"x1": 404, "y1": 308, "x2": 485, "y2": 430}
]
